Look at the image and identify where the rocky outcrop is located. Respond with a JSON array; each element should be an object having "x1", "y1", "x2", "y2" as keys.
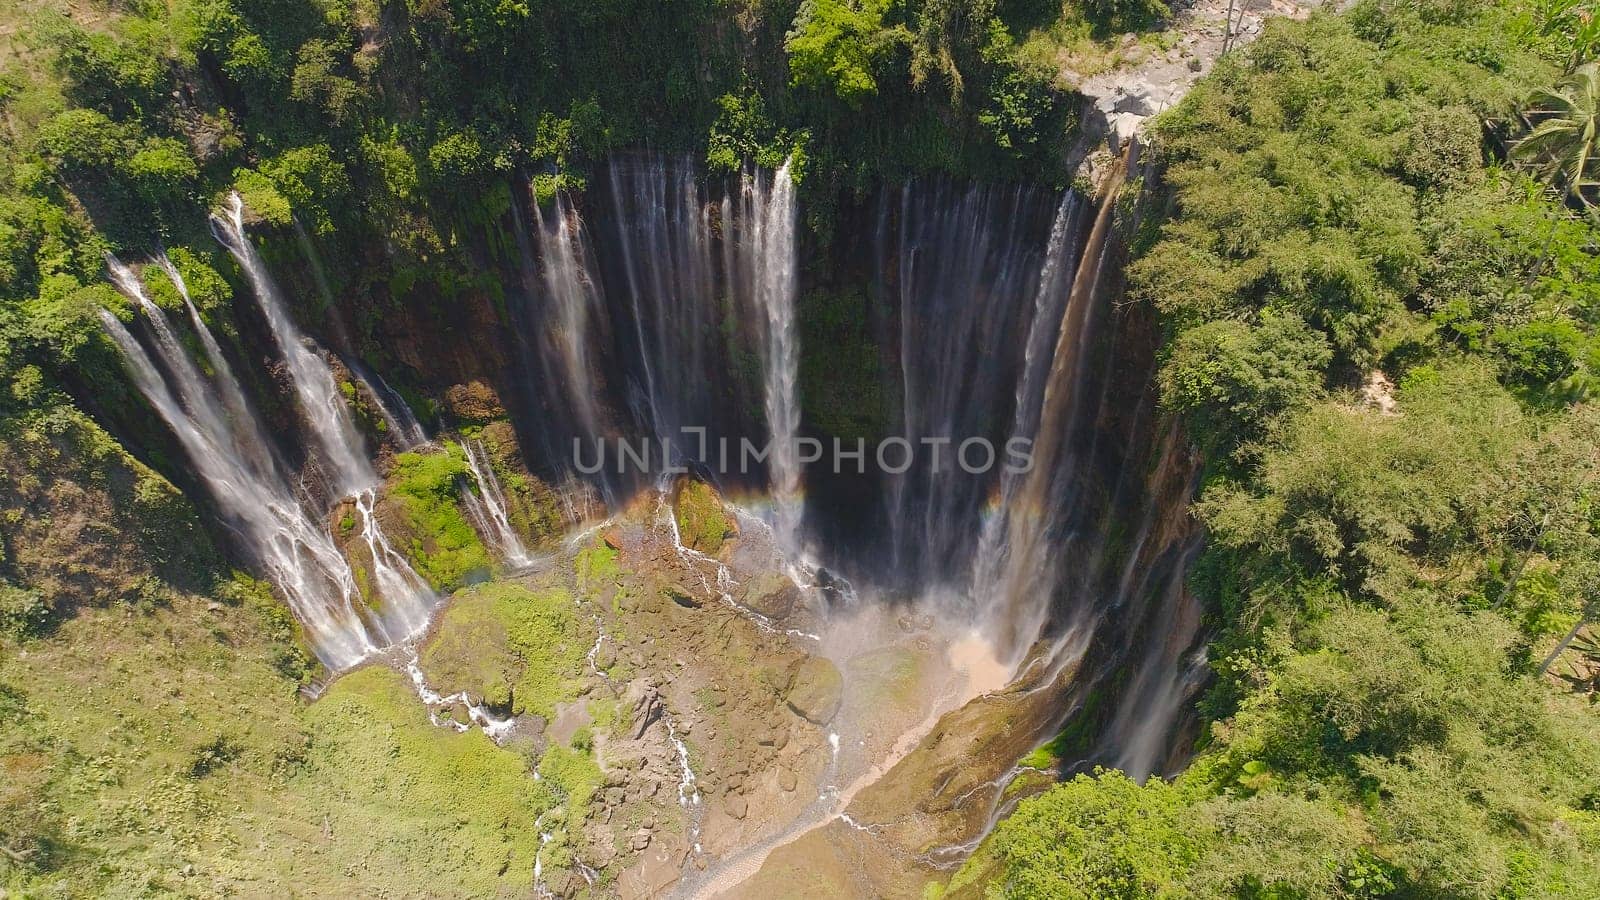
[
  {"x1": 396, "y1": 485, "x2": 848, "y2": 896},
  {"x1": 672, "y1": 478, "x2": 734, "y2": 555},
  {"x1": 1071, "y1": 0, "x2": 1334, "y2": 164}
]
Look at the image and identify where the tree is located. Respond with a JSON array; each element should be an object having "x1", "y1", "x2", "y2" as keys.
[
  {"x1": 123, "y1": 138, "x2": 199, "y2": 208},
  {"x1": 1532, "y1": 0, "x2": 1600, "y2": 73},
  {"x1": 785, "y1": 0, "x2": 905, "y2": 106},
  {"x1": 1158, "y1": 310, "x2": 1331, "y2": 459},
  {"x1": 908, "y1": 0, "x2": 994, "y2": 101},
  {"x1": 1083, "y1": 0, "x2": 1171, "y2": 34},
  {"x1": 1514, "y1": 62, "x2": 1600, "y2": 219},
  {"x1": 33, "y1": 109, "x2": 130, "y2": 173}
]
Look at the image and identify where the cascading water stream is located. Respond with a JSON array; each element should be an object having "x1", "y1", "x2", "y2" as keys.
[
  {"x1": 97, "y1": 278, "x2": 380, "y2": 669},
  {"x1": 965, "y1": 183, "x2": 1103, "y2": 671},
  {"x1": 350, "y1": 488, "x2": 437, "y2": 641},
  {"x1": 460, "y1": 439, "x2": 535, "y2": 568},
  {"x1": 106, "y1": 257, "x2": 238, "y2": 448},
  {"x1": 516, "y1": 155, "x2": 805, "y2": 522},
  {"x1": 965, "y1": 193, "x2": 1086, "y2": 661},
  {"x1": 210, "y1": 193, "x2": 373, "y2": 494},
  {"x1": 155, "y1": 254, "x2": 261, "y2": 448},
  {"x1": 106, "y1": 202, "x2": 445, "y2": 667},
  {"x1": 348, "y1": 359, "x2": 428, "y2": 449},
  {"x1": 403, "y1": 649, "x2": 517, "y2": 742},
  {"x1": 209, "y1": 193, "x2": 441, "y2": 651}
]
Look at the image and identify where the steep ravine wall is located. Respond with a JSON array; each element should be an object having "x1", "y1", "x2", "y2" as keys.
[{"x1": 79, "y1": 149, "x2": 1211, "y2": 864}]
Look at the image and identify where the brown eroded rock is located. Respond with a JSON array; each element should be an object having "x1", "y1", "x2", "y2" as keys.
[{"x1": 443, "y1": 380, "x2": 506, "y2": 423}]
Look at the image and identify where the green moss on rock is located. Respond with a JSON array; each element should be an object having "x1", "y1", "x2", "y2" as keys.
[
  {"x1": 385, "y1": 442, "x2": 491, "y2": 591},
  {"x1": 674, "y1": 479, "x2": 733, "y2": 555},
  {"x1": 420, "y1": 581, "x2": 590, "y2": 719},
  {"x1": 576, "y1": 543, "x2": 621, "y2": 592}
]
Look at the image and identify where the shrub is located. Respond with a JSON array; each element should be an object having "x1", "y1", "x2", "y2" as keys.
[{"x1": 0, "y1": 582, "x2": 52, "y2": 638}]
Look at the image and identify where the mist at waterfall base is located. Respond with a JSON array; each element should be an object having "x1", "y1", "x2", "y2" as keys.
[
  {"x1": 100, "y1": 151, "x2": 1203, "y2": 782},
  {"x1": 523, "y1": 152, "x2": 1206, "y2": 780}
]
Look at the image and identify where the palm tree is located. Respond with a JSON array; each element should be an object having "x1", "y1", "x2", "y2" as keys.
[
  {"x1": 1538, "y1": 594, "x2": 1599, "y2": 677},
  {"x1": 1514, "y1": 62, "x2": 1600, "y2": 220},
  {"x1": 1535, "y1": 0, "x2": 1600, "y2": 73}
]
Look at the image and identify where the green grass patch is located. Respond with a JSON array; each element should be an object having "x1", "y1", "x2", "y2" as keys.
[
  {"x1": 292, "y1": 666, "x2": 556, "y2": 894},
  {"x1": 576, "y1": 542, "x2": 621, "y2": 590}
]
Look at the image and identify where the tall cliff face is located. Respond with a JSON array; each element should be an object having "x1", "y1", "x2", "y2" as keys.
[
  {"x1": 53, "y1": 148, "x2": 1216, "y2": 897},
  {"x1": 86, "y1": 147, "x2": 1205, "y2": 771}
]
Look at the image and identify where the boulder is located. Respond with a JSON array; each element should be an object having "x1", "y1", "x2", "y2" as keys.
[
  {"x1": 742, "y1": 571, "x2": 800, "y2": 619},
  {"x1": 624, "y1": 681, "x2": 664, "y2": 739},
  {"x1": 672, "y1": 479, "x2": 732, "y2": 555},
  {"x1": 663, "y1": 582, "x2": 701, "y2": 609},
  {"x1": 785, "y1": 657, "x2": 843, "y2": 725}
]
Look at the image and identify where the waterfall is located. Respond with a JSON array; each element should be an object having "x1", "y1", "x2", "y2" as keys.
[
  {"x1": 101, "y1": 199, "x2": 450, "y2": 666},
  {"x1": 99, "y1": 269, "x2": 382, "y2": 669},
  {"x1": 602, "y1": 157, "x2": 723, "y2": 447},
  {"x1": 106, "y1": 257, "x2": 235, "y2": 444},
  {"x1": 206, "y1": 194, "x2": 442, "y2": 653},
  {"x1": 963, "y1": 192, "x2": 1087, "y2": 668},
  {"x1": 348, "y1": 360, "x2": 428, "y2": 449},
  {"x1": 529, "y1": 191, "x2": 608, "y2": 444},
  {"x1": 210, "y1": 193, "x2": 373, "y2": 494},
  {"x1": 460, "y1": 439, "x2": 535, "y2": 568},
  {"x1": 985, "y1": 155, "x2": 1131, "y2": 665},
  {"x1": 1104, "y1": 539, "x2": 1207, "y2": 779},
  {"x1": 350, "y1": 487, "x2": 437, "y2": 634},
  {"x1": 740, "y1": 159, "x2": 801, "y2": 546},
  {"x1": 513, "y1": 155, "x2": 801, "y2": 504},
  {"x1": 874, "y1": 180, "x2": 1065, "y2": 591}
]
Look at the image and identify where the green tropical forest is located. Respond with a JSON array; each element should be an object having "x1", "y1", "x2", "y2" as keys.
[{"x1": 2, "y1": 0, "x2": 1599, "y2": 897}]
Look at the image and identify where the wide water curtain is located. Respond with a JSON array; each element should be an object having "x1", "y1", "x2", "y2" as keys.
[
  {"x1": 601, "y1": 157, "x2": 725, "y2": 449},
  {"x1": 527, "y1": 156, "x2": 801, "y2": 503},
  {"x1": 878, "y1": 181, "x2": 1063, "y2": 592}
]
